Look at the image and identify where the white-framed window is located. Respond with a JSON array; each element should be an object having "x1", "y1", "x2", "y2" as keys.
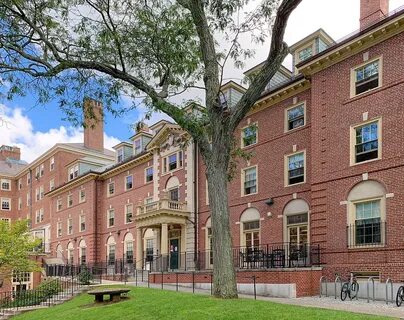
[
  {"x1": 125, "y1": 241, "x2": 134, "y2": 263},
  {"x1": 241, "y1": 124, "x2": 257, "y2": 148},
  {"x1": 285, "y1": 103, "x2": 305, "y2": 131},
  {"x1": 162, "y1": 151, "x2": 183, "y2": 173},
  {"x1": 1, "y1": 179, "x2": 11, "y2": 191},
  {"x1": 39, "y1": 185, "x2": 44, "y2": 200},
  {"x1": 125, "y1": 204, "x2": 133, "y2": 224},
  {"x1": 35, "y1": 208, "x2": 44, "y2": 223},
  {"x1": 35, "y1": 166, "x2": 39, "y2": 178},
  {"x1": 26, "y1": 172, "x2": 31, "y2": 185},
  {"x1": 80, "y1": 246, "x2": 87, "y2": 265},
  {"x1": 50, "y1": 157, "x2": 55, "y2": 171},
  {"x1": 39, "y1": 163, "x2": 44, "y2": 177},
  {"x1": 49, "y1": 179, "x2": 55, "y2": 191},
  {"x1": 243, "y1": 220, "x2": 260, "y2": 249},
  {"x1": 1, "y1": 198, "x2": 11, "y2": 211},
  {"x1": 134, "y1": 139, "x2": 142, "y2": 155},
  {"x1": 26, "y1": 193, "x2": 30, "y2": 206},
  {"x1": 125, "y1": 175, "x2": 133, "y2": 191},
  {"x1": 80, "y1": 215, "x2": 86, "y2": 232},
  {"x1": 353, "y1": 200, "x2": 382, "y2": 246},
  {"x1": 79, "y1": 189, "x2": 86, "y2": 203},
  {"x1": 67, "y1": 194, "x2": 73, "y2": 207},
  {"x1": 107, "y1": 209, "x2": 115, "y2": 228},
  {"x1": 67, "y1": 218, "x2": 73, "y2": 235},
  {"x1": 117, "y1": 148, "x2": 124, "y2": 163},
  {"x1": 286, "y1": 151, "x2": 306, "y2": 186},
  {"x1": 68, "y1": 164, "x2": 79, "y2": 181},
  {"x1": 351, "y1": 119, "x2": 381, "y2": 165},
  {"x1": 18, "y1": 178, "x2": 22, "y2": 190},
  {"x1": 145, "y1": 167, "x2": 153, "y2": 183},
  {"x1": 351, "y1": 57, "x2": 381, "y2": 97},
  {"x1": 298, "y1": 45, "x2": 313, "y2": 62},
  {"x1": 18, "y1": 197, "x2": 22, "y2": 210},
  {"x1": 56, "y1": 199, "x2": 62, "y2": 212},
  {"x1": 242, "y1": 166, "x2": 257, "y2": 196},
  {"x1": 107, "y1": 182, "x2": 115, "y2": 196},
  {"x1": 35, "y1": 188, "x2": 39, "y2": 202},
  {"x1": 57, "y1": 222, "x2": 62, "y2": 237}
]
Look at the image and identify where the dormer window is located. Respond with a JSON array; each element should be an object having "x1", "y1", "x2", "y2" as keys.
[
  {"x1": 68, "y1": 164, "x2": 79, "y2": 181},
  {"x1": 134, "y1": 139, "x2": 142, "y2": 155},
  {"x1": 117, "y1": 148, "x2": 124, "y2": 163},
  {"x1": 298, "y1": 46, "x2": 312, "y2": 62}
]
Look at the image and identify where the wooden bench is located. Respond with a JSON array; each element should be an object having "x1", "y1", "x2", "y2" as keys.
[{"x1": 88, "y1": 288, "x2": 130, "y2": 303}]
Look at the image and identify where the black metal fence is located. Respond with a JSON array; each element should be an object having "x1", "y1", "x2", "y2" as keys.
[
  {"x1": 347, "y1": 222, "x2": 385, "y2": 248},
  {"x1": 0, "y1": 276, "x2": 85, "y2": 316}
]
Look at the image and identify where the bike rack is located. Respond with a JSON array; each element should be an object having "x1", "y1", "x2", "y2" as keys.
[
  {"x1": 385, "y1": 278, "x2": 393, "y2": 305},
  {"x1": 334, "y1": 276, "x2": 342, "y2": 299},
  {"x1": 367, "y1": 277, "x2": 376, "y2": 303},
  {"x1": 319, "y1": 276, "x2": 328, "y2": 298}
]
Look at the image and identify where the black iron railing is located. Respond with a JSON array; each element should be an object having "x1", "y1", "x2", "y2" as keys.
[{"x1": 347, "y1": 221, "x2": 385, "y2": 248}]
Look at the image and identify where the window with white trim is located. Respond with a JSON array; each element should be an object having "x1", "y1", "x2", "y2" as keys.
[
  {"x1": 125, "y1": 175, "x2": 133, "y2": 191},
  {"x1": 286, "y1": 104, "x2": 305, "y2": 131},
  {"x1": 67, "y1": 218, "x2": 73, "y2": 235},
  {"x1": 107, "y1": 209, "x2": 115, "y2": 227},
  {"x1": 241, "y1": 125, "x2": 257, "y2": 148},
  {"x1": 353, "y1": 200, "x2": 382, "y2": 246},
  {"x1": 57, "y1": 222, "x2": 62, "y2": 237},
  {"x1": 26, "y1": 193, "x2": 30, "y2": 206},
  {"x1": 125, "y1": 204, "x2": 133, "y2": 224},
  {"x1": 1, "y1": 179, "x2": 11, "y2": 191},
  {"x1": 107, "y1": 182, "x2": 115, "y2": 196},
  {"x1": 353, "y1": 120, "x2": 380, "y2": 164},
  {"x1": 243, "y1": 220, "x2": 260, "y2": 249},
  {"x1": 162, "y1": 151, "x2": 183, "y2": 173},
  {"x1": 49, "y1": 179, "x2": 55, "y2": 191},
  {"x1": 50, "y1": 157, "x2": 55, "y2": 171},
  {"x1": 39, "y1": 163, "x2": 44, "y2": 177},
  {"x1": 298, "y1": 46, "x2": 312, "y2": 62},
  {"x1": 18, "y1": 197, "x2": 22, "y2": 210},
  {"x1": 39, "y1": 185, "x2": 44, "y2": 200},
  {"x1": 353, "y1": 59, "x2": 380, "y2": 96},
  {"x1": 145, "y1": 167, "x2": 153, "y2": 182},
  {"x1": 67, "y1": 194, "x2": 73, "y2": 207},
  {"x1": 80, "y1": 215, "x2": 86, "y2": 232},
  {"x1": 287, "y1": 152, "x2": 305, "y2": 185},
  {"x1": 79, "y1": 189, "x2": 86, "y2": 203},
  {"x1": 242, "y1": 167, "x2": 257, "y2": 196},
  {"x1": 35, "y1": 208, "x2": 44, "y2": 223},
  {"x1": 68, "y1": 164, "x2": 79, "y2": 181},
  {"x1": 1, "y1": 198, "x2": 11, "y2": 210},
  {"x1": 18, "y1": 178, "x2": 22, "y2": 190},
  {"x1": 134, "y1": 139, "x2": 142, "y2": 155},
  {"x1": 56, "y1": 199, "x2": 62, "y2": 212},
  {"x1": 26, "y1": 172, "x2": 31, "y2": 185},
  {"x1": 117, "y1": 148, "x2": 124, "y2": 163}
]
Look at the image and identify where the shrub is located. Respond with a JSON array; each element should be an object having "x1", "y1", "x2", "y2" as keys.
[{"x1": 78, "y1": 267, "x2": 93, "y2": 285}]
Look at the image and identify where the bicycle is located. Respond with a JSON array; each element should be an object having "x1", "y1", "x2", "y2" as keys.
[
  {"x1": 396, "y1": 285, "x2": 404, "y2": 307},
  {"x1": 341, "y1": 273, "x2": 359, "y2": 301}
]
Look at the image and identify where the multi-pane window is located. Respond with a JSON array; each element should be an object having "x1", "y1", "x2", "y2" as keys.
[
  {"x1": 354, "y1": 60, "x2": 379, "y2": 95},
  {"x1": 67, "y1": 218, "x2": 73, "y2": 235},
  {"x1": 117, "y1": 148, "x2": 124, "y2": 163},
  {"x1": 26, "y1": 193, "x2": 30, "y2": 206},
  {"x1": 108, "y1": 209, "x2": 115, "y2": 227},
  {"x1": 80, "y1": 247, "x2": 86, "y2": 265},
  {"x1": 125, "y1": 204, "x2": 133, "y2": 224},
  {"x1": 49, "y1": 179, "x2": 55, "y2": 191},
  {"x1": 39, "y1": 164, "x2": 44, "y2": 177},
  {"x1": 287, "y1": 152, "x2": 305, "y2": 185},
  {"x1": 57, "y1": 222, "x2": 62, "y2": 237},
  {"x1": 1, "y1": 179, "x2": 10, "y2": 191},
  {"x1": 354, "y1": 200, "x2": 382, "y2": 246},
  {"x1": 298, "y1": 46, "x2": 312, "y2": 62},
  {"x1": 39, "y1": 186, "x2": 44, "y2": 200},
  {"x1": 68, "y1": 164, "x2": 79, "y2": 181},
  {"x1": 57, "y1": 199, "x2": 62, "y2": 211},
  {"x1": 107, "y1": 182, "x2": 115, "y2": 196},
  {"x1": 18, "y1": 178, "x2": 22, "y2": 190},
  {"x1": 146, "y1": 239, "x2": 154, "y2": 262},
  {"x1": 286, "y1": 104, "x2": 305, "y2": 131},
  {"x1": 1, "y1": 198, "x2": 11, "y2": 210},
  {"x1": 126, "y1": 241, "x2": 134, "y2": 263},
  {"x1": 163, "y1": 151, "x2": 183, "y2": 173},
  {"x1": 108, "y1": 244, "x2": 116, "y2": 265},
  {"x1": 244, "y1": 220, "x2": 260, "y2": 249},
  {"x1": 169, "y1": 188, "x2": 179, "y2": 202},
  {"x1": 80, "y1": 215, "x2": 86, "y2": 232},
  {"x1": 145, "y1": 167, "x2": 153, "y2": 182},
  {"x1": 242, "y1": 125, "x2": 257, "y2": 148},
  {"x1": 243, "y1": 167, "x2": 257, "y2": 195},
  {"x1": 18, "y1": 197, "x2": 22, "y2": 210},
  {"x1": 50, "y1": 157, "x2": 55, "y2": 171},
  {"x1": 27, "y1": 172, "x2": 31, "y2": 185},
  {"x1": 354, "y1": 121, "x2": 379, "y2": 163},
  {"x1": 35, "y1": 188, "x2": 40, "y2": 202},
  {"x1": 35, "y1": 209, "x2": 44, "y2": 223},
  {"x1": 134, "y1": 139, "x2": 142, "y2": 155},
  {"x1": 125, "y1": 175, "x2": 133, "y2": 191},
  {"x1": 79, "y1": 189, "x2": 86, "y2": 203},
  {"x1": 67, "y1": 194, "x2": 73, "y2": 207}
]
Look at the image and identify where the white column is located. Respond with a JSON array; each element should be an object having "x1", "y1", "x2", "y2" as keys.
[
  {"x1": 136, "y1": 227, "x2": 143, "y2": 269},
  {"x1": 161, "y1": 223, "x2": 168, "y2": 255}
]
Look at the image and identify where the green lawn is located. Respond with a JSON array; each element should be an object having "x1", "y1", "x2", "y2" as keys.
[{"x1": 13, "y1": 286, "x2": 393, "y2": 320}]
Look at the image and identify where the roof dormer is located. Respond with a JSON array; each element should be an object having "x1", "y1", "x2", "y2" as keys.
[
  {"x1": 129, "y1": 122, "x2": 154, "y2": 155},
  {"x1": 289, "y1": 28, "x2": 335, "y2": 74},
  {"x1": 219, "y1": 81, "x2": 247, "y2": 108},
  {"x1": 112, "y1": 142, "x2": 133, "y2": 163}
]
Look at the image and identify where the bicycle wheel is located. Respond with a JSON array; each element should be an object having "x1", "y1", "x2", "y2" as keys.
[
  {"x1": 341, "y1": 282, "x2": 349, "y2": 301},
  {"x1": 396, "y1": 286, "x2": 404, "y2": 307},
  {"x1": 349, "y1": 281, "x2": 359, "y2": 300}
]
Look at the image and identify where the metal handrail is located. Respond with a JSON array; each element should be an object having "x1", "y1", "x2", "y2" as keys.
[
  {"x1": 367, "y1": 277, "x2": 376, "y2": 303},
  {"x1": 319, "y1": 276, "x2": 327, "y2": 298},
  {"x1": 334, "y1": 276, "x2": 342, "y2": 299},
  {"x1": 386, "y1": 278, "x2": 393, "y2": 305}
]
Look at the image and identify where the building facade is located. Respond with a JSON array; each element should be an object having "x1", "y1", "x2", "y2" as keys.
[{"x1": 1, "y1": 0, "x2": 403, "y2": 296}]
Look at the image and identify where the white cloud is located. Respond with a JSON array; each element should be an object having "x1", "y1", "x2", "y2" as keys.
[{"x1": 0, "y1": 104, "x2": 120, "y2": 163}]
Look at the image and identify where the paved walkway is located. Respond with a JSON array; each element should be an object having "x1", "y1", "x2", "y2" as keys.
[{"x1": 106, "y1": 280, "x2": 404, "y2": 319}]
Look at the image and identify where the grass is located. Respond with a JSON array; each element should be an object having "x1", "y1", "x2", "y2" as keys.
[{"x1": 13, "y1": 286, "x2": 393, "y2": 320}]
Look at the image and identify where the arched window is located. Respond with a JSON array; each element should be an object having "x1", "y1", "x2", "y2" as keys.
[
  {"x1": 107, "y1": 236, "x2": 116, "y2": 265},
  {"x1": 283, "y1": 199, "x2": 309, "y2": 246},
  {"x1": 67, "y1": 242, "x2": 74, "y2": 265},
  {"x1": 124, "y1": 233, "x2": 134, "y2": 264},
  {"x1": 143, "y1": 229, "x2": 154, "y2": 262},
  {"x1": 205, "y1": 218, "x2": 213, "y2": 268},
  {"x1": 165, "y1": 176, "x2": 180, "y2": 201},
  {"x1": 347, "y1": 180, "x2": 386, "y2": 247},
  {"x1": 78, "y1": 240, "x2": 87, "y2": 265},
  {"x1": 240, "y1": 208, "x2": 260, "y2": 249}
]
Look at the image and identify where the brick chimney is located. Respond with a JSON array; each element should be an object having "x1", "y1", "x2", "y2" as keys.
[
  {"x1": 0, "y1": 145, "x2": 21, "y2": 161},
  {"x1": 83, "y1": 98, "x2": 104, "y2": 152},
  {"x1": 360, "y1": 0, "x2": 389, "y2": 30}
]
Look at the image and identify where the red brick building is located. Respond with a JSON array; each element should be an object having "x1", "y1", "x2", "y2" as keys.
[{"x1": 1, "y1": 0, "x2": 403, "y2": 297}]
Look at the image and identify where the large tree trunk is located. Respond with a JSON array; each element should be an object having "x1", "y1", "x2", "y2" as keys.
[{"x1": 204, "y1": 136, "x2": 238, "y2": 299}]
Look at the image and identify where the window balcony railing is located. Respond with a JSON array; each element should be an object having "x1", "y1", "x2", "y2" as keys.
[
  {"x1": 136, "y1": 199, "x2": 187, "y2": 216},
  {"x1": 347, "y1": 221, "x2": 386, "y2": 248}
]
